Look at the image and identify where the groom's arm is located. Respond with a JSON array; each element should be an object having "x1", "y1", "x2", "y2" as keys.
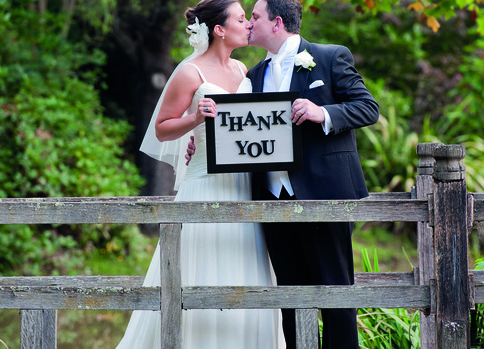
[{"x1": 291, "y1": 44, "x2": 378, "y2": 133}]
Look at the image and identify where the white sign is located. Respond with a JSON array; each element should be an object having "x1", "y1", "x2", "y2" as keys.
[{"x1": 205, "y1": 92, "x2": 302, "y2": 173}]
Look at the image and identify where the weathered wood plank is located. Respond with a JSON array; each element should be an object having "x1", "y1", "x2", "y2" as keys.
[
  {"x1": 0, "y1": 275, "x2": 145, "y2": 287},
  {"x1": 20, "y1": 309, "x2": 56, "y2": 349},
  {"x1": 20, "y1": 310, "x2": 42, "y2": 349},
  {"x1": 0, "y1": 286, "x2": 160, "y2": 310},
  {"x1": 2, "y1": 193, "x2": 412, "y2": 203},
  {"x1": 365, "y1": 192, "x2": 412, "y2": 200},
  {"x1": 0, "y1": 272, "x2": 417, "y2": 288},
  {"x1": 432, "y1": 144, "x2": 469, "y2": 349},
  {"x1": 473, "y1": 198, "x2": 484, "y2": 221},
  {"x1": 1, "y1": 270, "x2": 479, "y2": 311},
  {"x1": 471, "y1": 270, "x2": 484, "y2": 283},
  {"x1": 182, "y1": 285, "x2": 430, "y2": 309},
  {"x1": 42, "y1": 309, "x2": 57, "y2": 349},
  {"x1": 0, "y1": 198, "x2": 429, "y2": 224},
  {"x1": 472, "y1": 193, "x2": 484, "y2": 200},
  {"x1": 160, "y1": 224, "x2": 182, "y2": 349},
  {"x1": 416, "y1": 142, "x2": 438, "y2": 349},
  {"x1": 296, "y1": 309, "x2": 319, "y2": 349},
  {"x1": 475, "y1": 285, "x2": 484, "y2": 304},
  {"x1": 0, "y1": 285, "x2": 430, "y2": 310},
  {"x1": 355, "y1": 272, "x2": 415, "y2": 285}
]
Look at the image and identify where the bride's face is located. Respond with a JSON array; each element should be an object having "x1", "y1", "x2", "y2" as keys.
[{"x1": 221, "y1": 3, "x2": 250, "y2": 48}]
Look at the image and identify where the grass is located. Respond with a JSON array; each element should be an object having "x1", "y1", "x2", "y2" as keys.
[
  {"x1": 355, "y1": 248, "x2": 420, "y2": 349},
  {"x1": 352, "y1": 222, "x2": 418, "y2": 272}
]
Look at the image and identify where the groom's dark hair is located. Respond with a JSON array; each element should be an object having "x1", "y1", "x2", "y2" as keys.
[{"x1": 265, "y1": 0, "x2": 302, "y2": 34}]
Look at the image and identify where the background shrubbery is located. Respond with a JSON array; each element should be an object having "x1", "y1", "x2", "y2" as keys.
[
  {"x1": 0, "y1": 2, "x2": 145, "y2": 276},
  {"x1": 0, "y1": 0, "x2": 483, "y2": 346}
]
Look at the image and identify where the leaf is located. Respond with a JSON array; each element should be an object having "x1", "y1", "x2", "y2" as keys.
[
  {"x1": 402, "y1": 247, "x2": 414, "y2": 269},
  {"x1": 356, "y1": 5, "x2": 365, "y2": 14},
  {"x1": 309, "y1": 5, "x2": 320, "y2": 14},
  {"x1": 407, "y1": 1, "x2": 425, "y2": 12},
  {"x1": 426, "y1": 16, "x2": 441, "y2": 32},
  {"x1": 364, "y1": 0, "x2": 375, "y2": 10},
  {"x1": 373, "y1": 249, "x2": 380, "y2": 272},
  {"x1": 361, "y1": 249, "x2": 373, "y2": 272}
]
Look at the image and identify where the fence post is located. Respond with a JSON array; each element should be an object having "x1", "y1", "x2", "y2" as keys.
[
  {"x1": 416, "y1": 143, "x2": 442, "y2": 349},
  {"x1": 20, "y1": 309, "x2": 57, "y2": 349},
  {"x1": 295, "y1": 308, "x2": 319, "y2": 349},
  {"x1": 160, "y1": 224, "x2": 182, "y2": 349},
  {"x1": 432, "y1": 144, "x2": 469, "y2": 349}
]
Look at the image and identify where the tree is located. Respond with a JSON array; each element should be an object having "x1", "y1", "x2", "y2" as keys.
[
  {"x1": 0, "y1": 0, "x2": 146, "y2": 275},
  {"x1": 102, "y1": 0, "x2": 186, "y2": 199},
  {"x1": 300, "y1": 0, "x2": 483, "y2": 34}
]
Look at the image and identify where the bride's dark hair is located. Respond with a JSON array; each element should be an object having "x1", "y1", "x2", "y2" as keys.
[{"x1": 185, "y1": 0, "x2": 240, "y2": 45}]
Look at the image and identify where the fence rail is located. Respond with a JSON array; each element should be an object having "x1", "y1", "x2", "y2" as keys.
[
  {"x1": 0, "y1": 143, "x2": 483, "y2": 349},
  {"x1": 0, "y1": 197, "x2": 429, "y2": 224}
]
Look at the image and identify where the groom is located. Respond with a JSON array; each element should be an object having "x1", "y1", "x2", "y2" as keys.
[{"x1": 246, "y1": 0, "x2": 379, "y2": 348}]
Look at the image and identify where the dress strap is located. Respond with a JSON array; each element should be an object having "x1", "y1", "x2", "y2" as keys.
[
  {"x1": 185, "y1": 62, "x2": 207, "y2": 83},
  {"x1": 234, "y1": 60, "x2": 246, "y2": 78}
]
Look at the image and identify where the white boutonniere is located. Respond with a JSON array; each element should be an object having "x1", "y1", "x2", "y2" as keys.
[{"x1": 295, "y1": 50, "x2": 316, "y2": 72}]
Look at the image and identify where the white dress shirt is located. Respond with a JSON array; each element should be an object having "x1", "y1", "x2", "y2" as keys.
[{"x1": 263, "y1": 35, "x2": 333, "y2": 198}]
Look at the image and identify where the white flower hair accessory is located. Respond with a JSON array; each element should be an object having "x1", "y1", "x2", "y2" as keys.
[
  {"x1": 295, "y1": 50, "x2": 316, "y2": 72},
  {"x1": 186, "y1": 17, "x2": 209, "y2": 55}
]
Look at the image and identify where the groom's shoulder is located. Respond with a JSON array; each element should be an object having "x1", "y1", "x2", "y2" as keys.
[
  {"x1": 305, "y1": 41, "x2": 354, "y2": 63},
  {"x1": 307, "y1": 41, "x2": 350, "y2": 55},
  {"x1": 247, "y1": 59, "x2": 267, "y2": 77}
]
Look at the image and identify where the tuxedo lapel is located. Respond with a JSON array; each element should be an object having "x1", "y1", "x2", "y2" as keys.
[
  {"x1": 251, "y1": 59, "x2": 270, "y2": 93},
  {"x1": 289, "y1": 39, "x2": 312, "y2": 97}
]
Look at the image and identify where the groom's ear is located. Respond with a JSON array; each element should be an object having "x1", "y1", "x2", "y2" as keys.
[{"x1": 273, "y1": 16, "x2": 284, "y2": 33}]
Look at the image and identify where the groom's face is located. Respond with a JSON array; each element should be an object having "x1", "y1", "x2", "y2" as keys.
[{"x1": 248, "y1": 0, "x2": 275, "y2": 50}]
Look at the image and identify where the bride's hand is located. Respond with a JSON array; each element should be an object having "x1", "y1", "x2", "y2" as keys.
[{"x1": 196, "y1": 98, "x2": 217, "y2": 124}]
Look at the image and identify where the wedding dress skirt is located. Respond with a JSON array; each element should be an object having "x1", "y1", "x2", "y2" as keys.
[{"x1": 116, "y1": 69, "x2": 284, "y2": 348}]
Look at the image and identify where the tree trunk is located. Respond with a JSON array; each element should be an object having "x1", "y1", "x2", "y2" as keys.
[{"x1": 102, "y1": 0, "x2": 185, "y2": 234}]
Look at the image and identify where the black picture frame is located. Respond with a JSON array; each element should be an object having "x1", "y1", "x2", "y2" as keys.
[{"x1": 205, "y1": 92, "x2": 302, "y2": 173}]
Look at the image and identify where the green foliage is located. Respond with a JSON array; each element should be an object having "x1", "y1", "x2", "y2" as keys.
[
  {"x1": 353, "y1": 223, "x2": 418, "y2": 272},
  {"x1": 300, "y1": 0, "x2": 484, "y2": 35},
  {"x1": 359, "y1": 250, "x2": 420, "y2": 348},
  {"x1": 357, "y1": 79, "x2": 419, "y2": 193},
  {"x1": 358, "y1": 307, "x2": 420, "y2": 349},
  {"x1": 471, "y1": 258, "x2": 484, "y2": 347},
  {"x1": 0, "y1": 2, "x2": 145, "y2": 275},
  {"x1": 301, "y1": 4, "x2": 429, "y2": 93},
  {"x1": 476, "y1": 258, "x2": 484, "y2": 270}
]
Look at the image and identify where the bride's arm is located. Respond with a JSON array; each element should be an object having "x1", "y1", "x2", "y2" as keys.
[{"x1": 155, "y1": 65, "x2": 216, "y2": 142}]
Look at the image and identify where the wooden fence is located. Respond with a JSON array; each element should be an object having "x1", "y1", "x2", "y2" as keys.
[{"x1": 0, "y1": 143, "x2": 483, "y2": 349}]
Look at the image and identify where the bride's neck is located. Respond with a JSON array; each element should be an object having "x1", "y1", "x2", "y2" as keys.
[{"x1": 203, "y1": 45, "x2": 233, "y2": 68}]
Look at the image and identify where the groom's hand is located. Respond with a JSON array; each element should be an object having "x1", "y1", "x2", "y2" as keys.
[
  {"x1": 291, "y1": 98, "x2": 325, "y2": 125},
  {"x1": 185, "y1": 135, "x2": 196, "y2": 166}
]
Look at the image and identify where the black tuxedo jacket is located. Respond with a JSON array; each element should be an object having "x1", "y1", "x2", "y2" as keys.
[{"x1": 247, "y1": 38, "x2": 379, "y2": 200}]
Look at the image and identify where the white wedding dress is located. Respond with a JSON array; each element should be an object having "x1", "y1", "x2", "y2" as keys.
[{"x1": 116, "y1": 62, "x2": 284, "y2": 349}]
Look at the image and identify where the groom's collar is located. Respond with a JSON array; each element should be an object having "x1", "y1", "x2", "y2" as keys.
[{"x1": 264, "y1": 35, "x2": 301, "y2": 61}]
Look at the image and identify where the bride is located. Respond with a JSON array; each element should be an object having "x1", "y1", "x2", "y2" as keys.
[{"x1": 116, "y1": 0, "x2": 283, "y2": 348}]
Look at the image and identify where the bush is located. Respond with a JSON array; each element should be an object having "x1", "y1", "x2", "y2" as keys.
[{"x1": 0, "y1": 2, "x2": 145, "y2": 275}]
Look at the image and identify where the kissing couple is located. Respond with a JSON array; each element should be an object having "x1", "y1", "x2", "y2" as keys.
[{"x1": 118, "y1": 0, "x2": 379, "y2": 348}]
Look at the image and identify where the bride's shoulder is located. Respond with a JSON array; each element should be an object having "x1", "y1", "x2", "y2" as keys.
[
  {"x1": 170, "y1": 63, "x2": 203, "y2": 90},
  {"x1": 231, "y1": 58, "x2": 248, "y2": 75},
  {"x1": 175, "y1": 64, "x2": 201, "y2": 81}
]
